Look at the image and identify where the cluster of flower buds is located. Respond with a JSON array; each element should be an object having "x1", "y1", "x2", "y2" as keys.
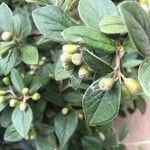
[
  {"x1": 29, "y1": 56, "x2": 48, "y2": 75},
  {"x1": 60, "y1": 44, "x2": 90, "y2": 79},
  {"x1": 121, "y1": 78, "x2": 142, "y2": 101}
]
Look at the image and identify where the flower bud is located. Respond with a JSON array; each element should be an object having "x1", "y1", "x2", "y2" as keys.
[
  {"x1": 30, "y1": 65, "x2": 39, "y2": 71},
  {"x1": 78, "y1": 66, "x2": 90, "y2": 79},
  {"x1": 1, "y1": 32, "x2": 13, "y2": 41},
  {"x1": 0, "y1": 89, "x2": 7, "y2": 95},
  {"x1": 49, "y1": 73, "x2": 55, "y2": 80},
  {"x1": 2, "y1": 77, "x2": 10, "y2": 85},
  {"x1": 22, "y1": 87, "x2": 29, "y2": 95},
  {"x1": 124, "y1": 78, "x2": 142, "y2": 96},
  {"x1": 78, "y1": 113, "x2": 84, "y2": 120},
  {"x1": 61, "y1": 107, "x2": 69, "y2": 115},
  {"x1": 62, "y1": 44, "x2": 80, "y2": 54},
  {"x1": 39, "y1": 60, "x2": 45, "y2": 66},
  {"x1": 60, "y1": 53, "x2": 72, "y2": 63},
  {"x1": 62, "y1": 62, "x2": 74, "y2": 70},
  {"x1": 19, "y1": 102, "x2": 28, "y2": 111},
  {"x1": 0, "y1": 96, "x2": 7, "y2": 103},
  {"x1": 29, "y1": 70, "x2": 35, "y2": 75},
  {"x1": 29, "y1": 130, "x2": 37, "y2": 140},
  {"x1": 32, "y1": 93, "x2": 41, "y2": 101},
  {"x1": 121, "y1": 85, "x2": 133, "y2": 102},
  {"x1": 99, "y1": 78, "x2": 115, "y2": 91},
  {"x1": 140, "y1": 0, "x2": 150, "y2": 11},
  {"x1": 9, "y1": 99, "x2": 19, "y2": 107},
  {"x1": 41, "y1": 56, "x2": 48, "y2": 62},
  {"x1": 72, "y1": 53, "x2": 83, "y2": 66}
]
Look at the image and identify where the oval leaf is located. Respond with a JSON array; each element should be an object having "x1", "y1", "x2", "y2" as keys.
[
  {"x1": 4, "y1": 125, "x2": 23, "y2": 142},
  {"x1": 11, "y1": 69, "x2": 24, "y2": 92},
  {"x1": 20, "y1": 45, "x2": 39, "y2": 65},
  {"x1": 32, "y1": 5, "x2": 74, "y2": 42},
  {"x1": 82, "y1": 49, "x2": 113, "y2": 75},
  {"x1": 78, "y1": 0, "x2": 118, "y2": 29},
  {"x1": 54, "y1": 112, "x2": 78, "y2": 148},
  {"x1": 99, "y1": 15, "x2": 127, "y2": 34},
  {"x1": 0, "y1": 3, "x2": 14, "y2": 33},
  {"x1": 62, "y1": 26, "x2": 116, "y2": 55},
  {"x1": 138, "y1": 58, "x2": 150, "y2": 98},
  {"x1": 12, "y1": 105, "x2": 33, "y2": 137},
  {"x1": 0, "y1": 49, "x2": 18, "y2": 75},
  {"x1": 83, "y1": 78, "x2": 121, "y2": 126},
  {"x1": 118, "y1": 1, "x2": 150, "y2": 56}
]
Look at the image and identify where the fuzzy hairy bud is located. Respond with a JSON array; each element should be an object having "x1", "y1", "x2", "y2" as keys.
[
  {"x1": 124, "y1": 78, "x2": 142, "y2": 96},
  {"x1": 78, "y1": 66, "x2": 90, "y2": 79},
  {"x1": 62, "y1": 44, "x2": 80, "y2": 54},
  {"x1": 61, "y1": 107, "x2": 69, "y2": 115},
  {"x1": 9, "y1": 99, "x2": 19, "y2": 107},
  {"x1": 121, "y1": 85, "x2": 133, "y2": 102},
  {"x1": 99, "y1": 78, "x2": 115, "y2": 91},
  {"x1": 60, "y1": 53, "x2": 72, "y2": 63},
  {"x1": 0, "y1": 96, "x2": 7, "y2": 103},
  {"x1": 2, "y1": 77, "x2": 10, "y2": 85},
  {"x1": 32, "y1": 93, "x2": 41, "y2": 101},
  {"x1": 22, "y1": 87, "x2": 29, "y2": 95},
  {"x1": 72, "y1": 53, "x2": 83, "y2": 66},
  {"x1": 2, "y1": 32, "x2": 13, "y2": 41}
]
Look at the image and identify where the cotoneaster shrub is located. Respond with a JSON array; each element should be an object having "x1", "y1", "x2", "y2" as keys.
[{"x1": 0, "y1": 0, "x2": 149, "y2": 149}]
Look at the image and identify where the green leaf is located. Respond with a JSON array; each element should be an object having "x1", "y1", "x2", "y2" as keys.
[
  {"x1": 55, "y1": 59, "x2": 72, "y2": 81},
  {"x1": 135, "y1": 97, "x2": 146, "y2": 115},
  {"x1": 4, "y1": 125, "x2": 23, "y2": 142},
  {"x1": 0, "y1": 107, "x2": 12, "y2": 128},
  {"x1": 118, "y1": 124, "x2": 128, "y2": 141},
  {"x1": 20, "y1": 45, "x2": 39, "y2": 65},
  {"x1": 43, "y1": 84, "x2": 63, "y2": 106},
  {"x1": 42, "y1": 63, "x2": 55, "y2": 77},
  {"x1": 0, "y1": 3, "x2": 14, "y2": 33},
  {"x1": 29, "y1": 75, "x2": 49, "y2": 94},
  {"x1": 82, "y1": 49, "x2": 113, "y2": 75},
  {"x1": 82, "y1": 136, "x2": 102, "y2": 150},
  {"x1": 123, "y1": 59, "x2": 142, "y2": 69},
  {"x1": 99, "y1": 15, "x2": 127, "y2": 34},
  {"x1": 11, "y1": 69, "x2": 24, "y2": 92},
  {"x1": 12, "y1": 105, "x2": 33, "y2": 137},
  {"x1": 0, "y1": 41, "x2": 15, "y2": 56},
  {"x1": 118, "y1": 1, "x2": 150, "y2": 56},
  {"x1": 32, "y1": 5, "x2": 74, "y2": 42},
  {"x1": 54, "y1": 112, "x2": 78, "y2": 148},
  {"x1": 71, "y1": 68, "x2": 82, "y2": 90},
  {"x1": 35, "y1": 133, "x2": 57, "y2": 150},
  {"x1": 35, "y1": 123, "x2": 54, "y2": 136},
  {"x1": 14, "y1": 14, "x2": 31, "y2": 39},
  {"x1": 138, "y1": 58, "x2": 150, "y2": 98},
  {"x1": 26, "y1": 0, "x2": 54, "y2": 5},
  {"x1": 78, "y1": 0, "x2": 118, "y2": 29},
  {"x1": 62, "y1": 26, "x2": 116, "y2": 55},
  {"x1": 83, "y1": 78, "x2": 121, "y2": 125},
  {"x1": 63, "y1": 89, "x2": 82, "y2": 104},
  {"x1": 0, "y1": 102, "x2": 8, "y2": 112},
  {"x1": 0, "y1": 49, "x2": 18, "y2": 75}
]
